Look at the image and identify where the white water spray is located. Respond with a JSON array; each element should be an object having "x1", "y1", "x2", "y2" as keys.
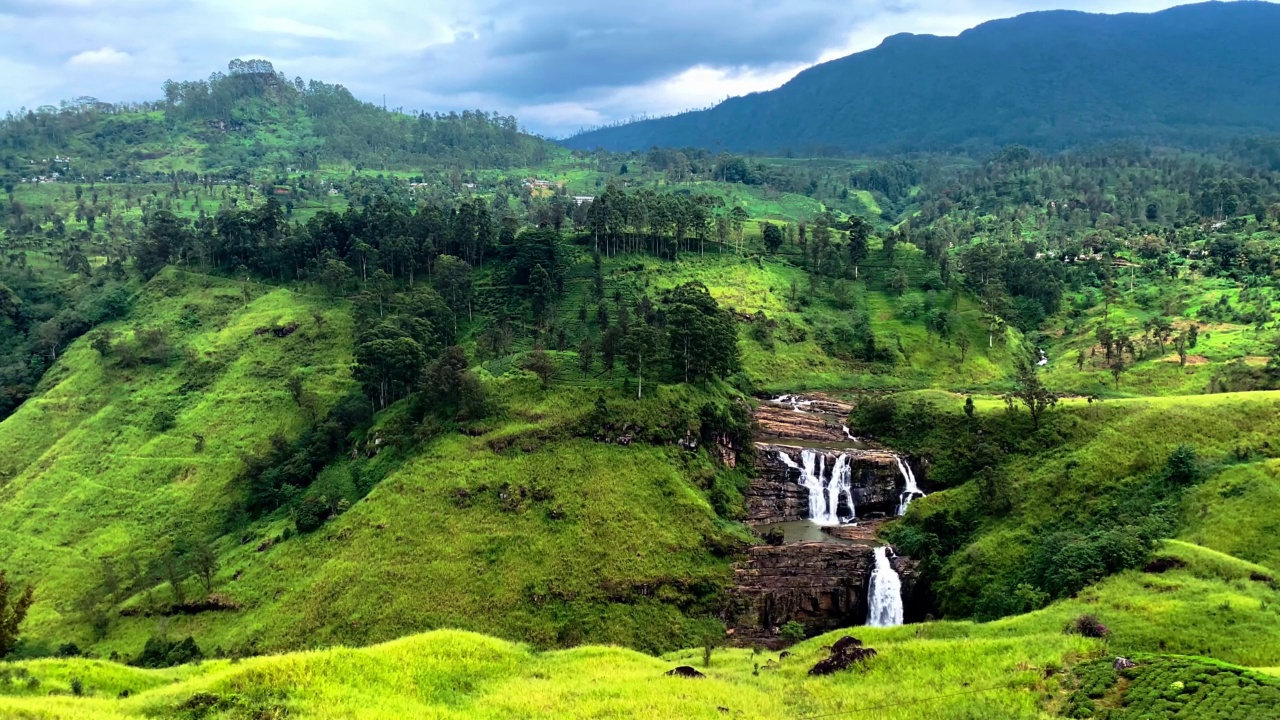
[
  {"x1": 867, "y1": 546, "x2": 904, "y2": 627},
  {"x1": 895, "y1": 456, "x2": 925, "y2": 516},
  {"x1": 799, "y1": 450, "x2": 830, "y2": 524},
  {"x1": 772, "y1": 394, "x2": 814, "y2": 413},
  {"x1": 776, "y1": 450, "x2": 800, "y2": 470},
  {"x1": 831, "y1": 453, "x2": 856, "y2": 522},
  {"x1": 779, "y1": 448, "x2": 851, "y2": 526}
]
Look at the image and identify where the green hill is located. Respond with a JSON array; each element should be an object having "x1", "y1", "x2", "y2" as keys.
[
  {"x1": 2, "y1": 59, "x2": 557, "y2": 182},
  {"x1": 0, "y1": 270, "x2": 758, "y2": 657}
]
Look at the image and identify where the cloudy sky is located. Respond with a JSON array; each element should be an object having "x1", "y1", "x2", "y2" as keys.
[{"x1": 0, "y1": 0, "x2": 1194, "y2": 136}]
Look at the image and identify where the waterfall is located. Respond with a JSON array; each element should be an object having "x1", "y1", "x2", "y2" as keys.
[
  {"x1": 776, "y1": 450, "x2": 800, "y2": 470},
  {"x1": 831, "y1": 453, "x2": 855, "y2": 522},
  {"x1": 1037, "y1": 348, "x2": 1049, "y2": 367},
  {"x1": 867, "y1": 546, "x2": 904, "y2": 627},
  {"x1": 778, "y1": 448, "x2": 856, "y2": 525},
  {"x1": 895, "y1": 456, "x2": 925, "y2": 516},
  {"x1": 842, "y1": 425, "x2": 858, "y2": 441},
  {"x1": 799, "y1": 450, "x2": 830, "y2": 524},
  {"x1": 772, "y1": 394, "x2": 813, "y2": 412}
]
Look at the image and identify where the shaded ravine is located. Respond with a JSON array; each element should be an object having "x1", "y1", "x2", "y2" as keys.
[{"x1": 729, "y1": 394, "x2": 924, "y2": 647}]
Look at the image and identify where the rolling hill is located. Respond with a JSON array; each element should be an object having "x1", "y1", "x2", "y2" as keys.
[{"x1": 564, "y1": 1, "x2": 1280, "y2": 154}]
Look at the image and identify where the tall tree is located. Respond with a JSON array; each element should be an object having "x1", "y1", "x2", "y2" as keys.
[
  {"x1": 661, "y1": 282, "x2": 741, "y2": 384},
  {"x1": 1007, "y1": 353, "x2": 1058, "y2": 430},
  {"x1": 847, "y1": 218, "x2": 871, "y2": 279},
  {"x1": 762, "y1": 223, "x2": 784, "y2": 254}
]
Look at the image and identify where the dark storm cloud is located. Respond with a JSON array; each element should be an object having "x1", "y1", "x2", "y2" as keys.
[
  {"x1": 0, "y1": 0, "x2": 1191, "y2": 134},
  {"x1": 413, "y1": 1, "x2": 878, "y2": 101}
]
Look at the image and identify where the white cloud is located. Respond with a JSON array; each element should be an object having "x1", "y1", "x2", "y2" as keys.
[
  {"x1": 67, "y1": 47, "x2": 130, "y2": 67},
  {"x1": 245, "y1": 16, "x2": 344, "y2": 40}
]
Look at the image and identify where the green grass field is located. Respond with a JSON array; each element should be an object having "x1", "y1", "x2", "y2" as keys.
[{"x1": 3, "y1": 541, "x2": 1276, "y2": 718}]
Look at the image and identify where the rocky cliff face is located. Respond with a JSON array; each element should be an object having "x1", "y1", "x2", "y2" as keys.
[
  {"x1": 730, "y1": 543, "x2": 920, "y2": 647},
  {"x1": 745, "y1": 447, "x2": 811, "y2": 524},
  {"x1": 746, "y1": 444, "x2": 907, "y2": 524},
  {"x1": 754, "y1": 400, "x2": 851, "y2": 443}
]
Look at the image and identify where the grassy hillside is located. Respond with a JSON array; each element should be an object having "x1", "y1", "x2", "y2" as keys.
[
  {"x1": 8, "y1": 49, "x2": 1280, "y2": 720},
  {"x1": 0, "y1": 625, "x2": 1097, "y2": 719},
  {"x1": 611, "y1": 254, "x2": 1018, "y2": 392},
  {"x1": 0, "y1": 268, "x2": 755, "y2": 657},
  {"x1": 2, "y1": 543, "x2": 1277, "y2": 718},
  {"x1": 0, "y1": 269, "x2": 356, "y2": 652},
  {"x1": 866, "y1": 388, "x2": 1280, "y2": 629}
]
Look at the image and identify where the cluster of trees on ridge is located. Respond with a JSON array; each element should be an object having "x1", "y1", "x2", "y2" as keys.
[{"x1": 0, "y1": 58, "x2": 549, "y2": 181}]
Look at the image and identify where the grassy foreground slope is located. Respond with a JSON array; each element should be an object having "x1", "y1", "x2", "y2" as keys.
[
  {"x1": 4, "y1": 545, "x2": 1278, "y2": 719},
  {"x1": 0, "y1": 627, "x2": 1098, "y2": 719}
]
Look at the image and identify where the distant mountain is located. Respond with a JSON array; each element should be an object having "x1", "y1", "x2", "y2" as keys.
[{"x1": 564, "y1": 2, "x2": 1280, "y2": 154}]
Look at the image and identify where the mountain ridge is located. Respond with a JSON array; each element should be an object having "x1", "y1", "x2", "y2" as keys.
[{"x1": 564, "y1": 1, "x2": 1280, "y2": 154}]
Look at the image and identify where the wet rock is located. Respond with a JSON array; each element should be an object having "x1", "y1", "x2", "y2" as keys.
[
  {"x1": 665, "y1": 666, "x2": 705, "y2": 679},
  {"x1": 822, "y1": 519, "x2": 888, "y2": 543},
  {"x1": 755, "y1": 405, "x2": 846, "y2": 443},
  {"x1": 728, "y1": 543, "x2": 920, "y2": 648},
  {"x1": 830, "y1": 636, "x2": 862, "y2": 655}
]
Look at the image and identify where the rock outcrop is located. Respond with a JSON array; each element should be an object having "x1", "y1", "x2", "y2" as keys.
[
  {"x1": 729, "y1": 543, "x2": 920, "y2": 647},
  {"x1": 755, "y1": 404, "x2": 846, "y2": 443},
  {"x1": 745, "y1": 447, "x2": 811, "y2": 524}
]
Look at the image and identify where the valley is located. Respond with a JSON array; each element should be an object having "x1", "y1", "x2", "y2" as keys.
[{"x1": 3, "y1": 4, "x2": 1280, "y2": 716}]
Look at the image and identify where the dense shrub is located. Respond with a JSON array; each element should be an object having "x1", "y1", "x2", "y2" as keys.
[
  {"x1": 1063, "y1": 656, "x2": 1280, "y2": 719},
  {"x1": 238, "y1": 391, "x2": 372, "y2": 517},
  {"x1": 1069, "y1": 614, "x2": 1110, "y2": 638},
  {"x1": 780, "y1": 621, "x2": 806, "y2": 643},
  {"x1": 132, "y1": 636, "x2": 203, "y2": 668}
]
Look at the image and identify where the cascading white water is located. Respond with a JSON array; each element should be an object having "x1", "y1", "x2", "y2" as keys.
[
  {"x1": 866, "y1": 546, "x2": 904, "y2": 627},
  {"x1": 776, "y1": 450, "x2": 800, "y2": 470},
  {"x1": 778, "y1": 448, "x2": 851, "y2": 526},
  {"x1": 831, "y1": 453, "x2": 855, "y2": 522},
  {"x1": 772, "y1": 394, "x2": 813, "y2": 412},
  {"x1": 895, "y1": 456, "x2": 925, "y2": 516},
  {"x1": 799, "y1": 449, "x2": 829, "y2": 524}
]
